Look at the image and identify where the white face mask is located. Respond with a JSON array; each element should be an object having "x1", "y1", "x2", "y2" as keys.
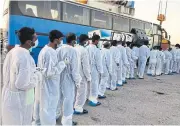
[
  {"x1": 55, "y1": 40, "x2": 64, "y2": 49},
  {"x1": 72, "y1": 40, "x2": 77, "y2": 47},
  {"x1": 57, "y1": 43, "x2": 62, "y2": 48},
  {"x1": 29, "y1": 39, "x2": 39, "y2": 52},
  {"x1": 34, "y1": 39, "x2": 39, "y2": 48},
  {"x1": 61, "y1": 40, "x2": 63, "y2": 44},
  {"x1": 57, "y1": 40, "x2": 64, "y2": 48}
]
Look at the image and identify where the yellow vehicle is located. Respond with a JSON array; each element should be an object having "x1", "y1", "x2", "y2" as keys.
[{"x1": 157, "y1": 0, "x2": 171, "y2": 50}]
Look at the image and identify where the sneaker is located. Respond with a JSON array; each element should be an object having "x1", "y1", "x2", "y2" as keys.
[
  {"x1": 98, "y1": 95, "x2": 107, "y2": 99},
  {"x1": 111, "y1": 87, "x2": 118, "y2": 91},
  {"x1": 116, "y1": 84, "x2": 123, "y2": 87},
  {"x1": 88, "y1": 101, "x2": 101, "y2": 106},
  {"x1": 74, "y1": 109, "x2": 88, "y2": 115},
  {"x1": 73, "y1": 121, "x2": 78, "y2": 125}
]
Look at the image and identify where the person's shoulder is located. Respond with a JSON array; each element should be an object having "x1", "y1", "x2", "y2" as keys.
[
  {"x1": 14, "y1": 47, "x2": 29, "y2": 57},
  {"x1": 81, "y1": 46, "x2": 88, "y2": 52},
  {"x1": 42, "y1": 45, "x2": 55, "y2": 55},
  {"x1": 11, "y1": 47, "x2": 31, "y2": 63}
]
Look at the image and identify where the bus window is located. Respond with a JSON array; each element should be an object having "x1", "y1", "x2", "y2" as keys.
[
  {"x1": 18, "y1": 1, "x2": 45, "y2": 18},
  {"x1": 63, "y1": 3, "x2": 90, "y2": 25},
  {"x1": 145, "y1": 23, "x2": 153, "y2": 35},
  {"x1": 113, "y1": 16, "x2": 129, "y2": 32},
  {"x1": 131, "y1": 20, "x2": 144, "y2": 30},
  {"x1": 91, "y1": 10, "x2": 112, "y2": 29},
  {"x1": 44, "y1": 1, "x2": 60, "y2": 20},
  {"x1": 51, "y1": 10, "x2": 58, "y2": 19},
  {"x1": 26, "y1": 4, "x2": 37, "y2": 17}
]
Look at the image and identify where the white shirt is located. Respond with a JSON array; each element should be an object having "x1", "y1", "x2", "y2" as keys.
[
  {"x1": 139, "y1": 45, "x2": 150, "y2": 60},
  {"x1": 117, "y1": 45, "x2": 129, "y2": 66},
  {"x1": 101, "y1": 48, "x2": 112, "y2": 75},
  {"x1": 74, "y1": 45, "x2": 91, "y2": 82},
  {"x1": 149, "y1": 50, "x2": 158, "y2": 63},
  {"x1": 86, "y1": 44, "x2": 103, "y2": 74},
  {"x1": 132, "y1": 46, "x2": 139, "y2": 58},
  {"x1": 3, "y1": 46, "x2": 37, "y2": 90}
]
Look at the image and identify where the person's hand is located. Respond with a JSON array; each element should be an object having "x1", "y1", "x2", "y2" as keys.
[
  {"x1": 87, "y1": 80, "x2": 91, "y2": 85},
  {"x1": 76, "y1": 83, "x2": 80, "y2": 88},
  {"x1": 116, "y1": 63, "x2": 119, "y2": 67},
  {"x1": 126, "y1": 64, "x2": 130, "y2": 70},
  {"x1": 64, "y1": 57, "x2": 69, "y2": 65},
  {"x1": 36, "y1": 67, "x2": 46, "y2": 75}
]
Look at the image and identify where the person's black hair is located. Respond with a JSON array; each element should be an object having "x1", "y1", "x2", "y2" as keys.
[
  {"x1": 49, "y1": 30, "x2": 63, "y2": 42},
  {"x1": 111, "y1": 40, "x2": 117, "y2": 46},
  {"x1": 117, "y1": 41, "x2": 121, "y2": 45},
  {"x1": 154, "y1": 46, "x2": 158, "y2": 50},
  {"x1": 153, "y1": 46, "x2": 156, "y2": 50},
  {"x1": 126, "y1": 42, "x2": 131, "y2": 47},
  {"x1": 18, "y1": 27, "x2": 35, "y2": 45},
  {"x1": 130, "y1": 43, "x2": 135, "y2": 49},
  {"x1": 122, "y1": 42, "x2": 126, "y2": 47},
  {"x1": 168, "y1": 48, "x2": 172, "y2": 51},
  {"x1": 92, "y1": 34, "x2": 100, "y2": 43},
  {"x1": 66, "y1": 33, "x2": 76, "y2": 44},
  {"x1": 79, "y1": 34, "x2": 89, "y2": 45},
  {"x1": 144, "y1": 40, "x2": 149, "y2": 45},
  {"x1": 175, "y1": 44, "x2": 180, "y2": 48},
  {"x1": 103, "y1": 41, "x2": 111, "y2": 48},
  {"x1": 137, "y1": 43, "x2": 141, "y2": 48},
  {"x1": 131, "y1": 43, "x2": 135, "y2": 47},
  {"x1": 159, "y1": 47, "x2": 162, "y2": 51}
]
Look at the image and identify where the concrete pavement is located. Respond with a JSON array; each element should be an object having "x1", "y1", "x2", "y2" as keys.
[{"x1": 57, "y1": 74, "x2": 180, "y2": 125}]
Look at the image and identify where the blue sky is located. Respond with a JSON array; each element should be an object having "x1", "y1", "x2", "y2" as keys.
[{"x1": 0, "y1": 0, "x2": 179, "y2": 44}]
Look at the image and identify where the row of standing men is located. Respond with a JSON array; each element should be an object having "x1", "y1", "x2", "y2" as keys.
[
  {"x1": 2, "y1": 27, "x2": 173, "y2": 125},
  {"x1": 147, "y1": 44, "x2": 180, "y2": 76}
]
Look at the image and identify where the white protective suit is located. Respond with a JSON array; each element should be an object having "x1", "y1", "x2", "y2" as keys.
[
  {"x1": 117, "y1": 45, "x2": 129, "y2": 84},
  {"x1": 156, "y1": 50, "x2": 165, "y2": 76},
  {"x1": 74, "y1": 45, "x2": 91, "y2": 113},
  {"x1": 169, "y1": 48, "x2": 177, "y2": 73},
  {"x1": 132, "y1": 46, "x2": 139, "y2": 68},
  {"x1": 172, "y1": 48, "x2": 178, "y2": 73},
  {"x1": 175, "y1": 49, "x2": 180, "y2": 73},
  {"x1": 56, "y1": 45, "x2": 81, "y2": 125},
  {"x1": 125, "y1": 47, "x2": 131, "y2": 79},
  {"x1": 109, "y1": 46, "x2": 120, "y2": 89},
  {"x1": 147, "y1": 50, "x2": 158, "y2": 76},
  {"x1": 99, "y1": 48, "x2": 112, "y2": 95},
  {"x1": 161, "y1": 51, "x2": 166, "y2": 74},
  {"x1": 86, "y1": 44, "x2": 103, "y2": 103},
  {"x1": 33, "y1": 45, "x2": 66, "y2": 125},
  {"x1": 138, "y1": 45, "x2": 150, "y2": 78},
  {"x1": 2, "y1": 46, "x2": 38, "y2": 125},
  {"x1": 163, "y1": 50, "x2": 172, "y2": 75},
  {"x1": 126, "y1": 47, "x2": 137, "y2": 79},
  {"x1": 130, "y1": 49, "x2": 138, "y2": 78}
]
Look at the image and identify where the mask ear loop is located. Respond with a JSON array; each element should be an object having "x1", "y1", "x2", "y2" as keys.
[{"x1": 84, "y1": 41, "x2": 89, "y2": 47}]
